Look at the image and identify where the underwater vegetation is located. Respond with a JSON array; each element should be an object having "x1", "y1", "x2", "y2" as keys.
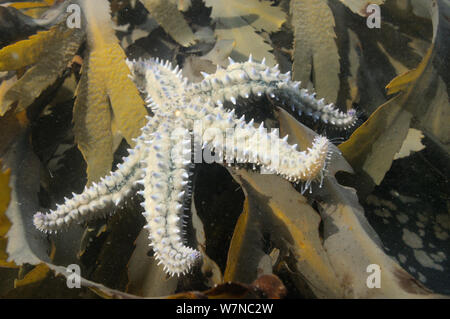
[{"x1": 0, "y1": 0, "x2": 448, "y2": 298}]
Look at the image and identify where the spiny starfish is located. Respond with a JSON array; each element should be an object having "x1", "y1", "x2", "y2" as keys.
[{"x1": 33, "y1": 55, "x2": 357, "y2": 276}]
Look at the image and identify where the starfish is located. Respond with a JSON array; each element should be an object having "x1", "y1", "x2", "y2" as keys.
[{"x1": 33, "y1": 55, "x2": 357, "y2": 276}]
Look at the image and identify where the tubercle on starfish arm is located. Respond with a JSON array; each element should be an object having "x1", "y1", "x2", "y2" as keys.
[{"x1": 33, "y1": 55, "x2": 351, "y2": 276}]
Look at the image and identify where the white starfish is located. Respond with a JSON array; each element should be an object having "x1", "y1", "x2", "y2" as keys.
[{"x1": 33, "y1": 56, "x2": 357, "y2": 276}]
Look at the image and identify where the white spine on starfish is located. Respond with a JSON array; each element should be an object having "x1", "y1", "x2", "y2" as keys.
[
  {"x1": 140, "y1": 123, "x2": 200, "y2": 276},
  {"x1": 189, "y1": 58, "x2": 357, "y2": 129},
  {"x1": 33, "y1": 130, "x2": 151, "y2": 233}
]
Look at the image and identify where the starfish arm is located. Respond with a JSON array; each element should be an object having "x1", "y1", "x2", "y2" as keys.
[
  {"x1": 127, "y1": 58, "x2": 187, "y2": 114},
  {"x1": 33, "y1": 136, "x2": 149, "y2": 234},
  {"x1": 140, "y1": 122, "x2": 200, "y2": 276},
  {"x1": 188, "y1": 58, "x2": 357, "y2": 129},
  {"x1": 186, "y1": 103, "x2": 330, "y2": 185}
]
